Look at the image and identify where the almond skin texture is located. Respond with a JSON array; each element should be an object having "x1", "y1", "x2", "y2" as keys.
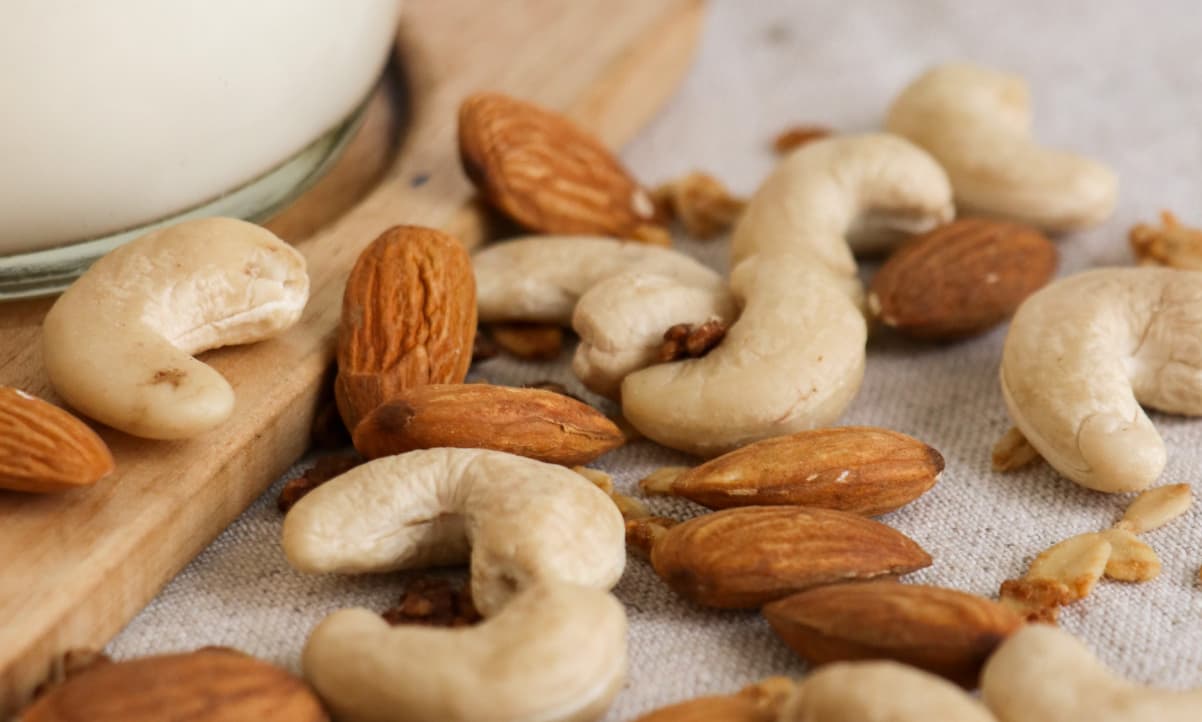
[
  {"x1": 868, "y1": 218, "x2": 1056, "y2": 340},
  {"x1": 664, "y1": 427, "x2": 942, "y2": 515},
  {"x1": 0, "y1": 386, "x2": 114, "y2": 493},
  {"x1": 352, "y1": 383, "x2": 624, "y2": 465},
  {"x1": 763, "y1": 582, "x2": 1023, "y2": 688},
  {"x1": 335, "y1": 226, "x2": 476, "y2": 431},
  {"x1": 21, "y1": 648, "x2": 328, "y2": 722},
  {"x1": 649, "y1": 506, "x2": 932, "y2": 609},
  {"x1": 458, "y1": 92, "x2": 662, "y2": 238}
]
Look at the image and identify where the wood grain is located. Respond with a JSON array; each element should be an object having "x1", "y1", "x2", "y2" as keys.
[{"x1": 0, "y1": 0, "x2": 704, "y2": 713}]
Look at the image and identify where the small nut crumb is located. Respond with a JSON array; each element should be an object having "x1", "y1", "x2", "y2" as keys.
[
  {"x1": 490, "y1": 323, "x2": 564, "y2": 361},
  {"x1": 639, "y1": 466, "x2": 691, "y2": 496},
  {"x1": 651, "y1": 172, "x2": 747, "y2": 239},
  {"x1": 772, "y1": 124, "x2": 832, "y2": 154},
  {"x1": 1129, "y1": 210, "x2": 1202, "y2": 270},
  {"x1": 625, "y1": 516, "x2": 676, "y2": 557},
  {"x1": 524, "y1": 379, "x2": 585, "y2": 403},
  {"x1": 30, "y1": 648, "x2": 112, "y2": 700},
  {"x1": 1119, "y1": 483, "x2": 1193, "y2": 534},
  {"x1": 277, "y1": 453, "x2": 361, "y2": 513},
  {"x1": 998, "y1": 578, "x2": 1072, "y2": 623},
  {"x1": 381, "y1": 577, "x2": 481, "y2": 628},
  {"x1": 574, "y1": 466, "x2": 652, "y2": 521},
  {"x1": 657, "y1": 319, "x2": 728, "y2": 362},
  {"x1": 737, "y1": 676, "x2": 797, "y2": 713},
  {"x1": 472, "y1": 327, "x2": 500, "y2": 363},
  {"x1": 991, "y1": 426, "x2": 1040, "y2": 472},
  {"x1": 574, "y1": 466, "x2": 614, "y2": 494},
  {"x1": 998, "y1": 532, "x2": 1112, "y2": 622},
  {"x1": 1100, "y1": 528, "x2": 1161, "y2": 582}
]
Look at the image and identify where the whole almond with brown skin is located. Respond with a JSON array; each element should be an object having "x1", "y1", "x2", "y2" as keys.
[
  {"x1": 868, "y1": 218, "x2": 1056, "y2": 340},
  {"x1": 352, "y1": 383, "x2": 624, "y2": 465},
  {"x1": 763, "y1": 582, "x2": 1023, "y2": 689},
  {"x1": 336, "y1": 226, "x2": 476, "y2": 431},
  {"x1": 0, "y1": 387, "x2": 114, "y2": 493},
  {"x1": 632, "y1": 678, "x2": 796, "y2": 722},
  {"x1": 649, "y1": 506, "x2": 932, "y2": 609},
  {"x1": 21, "y1": 648, "x2": 327, "y2": 721},
  {"x1": 654, "y1": 427, "x2": 942, "y2": 516},
  {"x1": 458, "y1": 92, "x2": 663, "y2": 239}
]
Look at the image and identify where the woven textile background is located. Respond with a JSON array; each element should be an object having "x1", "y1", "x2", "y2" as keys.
[{"x1": 111, "y1": 1, "x2": 1202, "y2": 718}]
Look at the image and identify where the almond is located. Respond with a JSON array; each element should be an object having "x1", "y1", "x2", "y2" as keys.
[
  {"x1": 335, "y1": 226, "x2": 476, "y2": 430},
  {"x1": 646, "y1": 427, "x2": 942, "y2": 516},
  {"x1": 763, "y1": 582, "x2": 1023, "y2": 688},
  {"x1": 351, "y1": 383, "x2": 623, "y2": 466},
  {"x1": 649, "y1": 506, "x2": 932, "y2": 608},
  {"x1": 868, "y1": 218, "x2": 1057, "y2": 339},
  {"x1": 633, "y1": 678, "x2": 796, "y2": 722},
  {"x1": 21, "y1": 648, "x2": 327, "y2": 721},
  {"x1": 489, "y1": 322, "x2": 564, "y2": 361},
  {"x1": 0, "y1": 386, "x2": 114, "y2": 493},
  {"x1": 458, "y1": 92, "x2": 662, "y2": 239}
]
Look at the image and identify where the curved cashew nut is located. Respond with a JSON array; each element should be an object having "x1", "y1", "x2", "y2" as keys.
[
  {"x1": 982, "y1": 624, "x2": 1202, "y2": 721},
  {"x1": 473, "y1": 235, "x2": 724, "y2": 324},
  {"x1": 1001, "y1": 268, "x2": 1202, "y2": 492},
  {"x1": 620, "y1": 134, "x2": 953, "y2": 456},
  {"x1": 303, "y1": 581, "x2": 627, "y2": 722},
  {"x1": 886, "y1": 62, "x2": 1117, "y2": 232},
  {"x1": 42, "y1": 217, "x2": 308, "y2": 439},
  {"x1": 782, "y1": 661, "x2": 995, "y2": 722},
  {"x1": 572, "y1": 270, "x2": 737, "y2": 398},
  {"x1": 281, "y1": 448, "x2": 625, "y2": 616}
]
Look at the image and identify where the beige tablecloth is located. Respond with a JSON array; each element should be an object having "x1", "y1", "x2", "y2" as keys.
[{"x1": 110, "y1": 1, "x2": 1202, "y2": 717}]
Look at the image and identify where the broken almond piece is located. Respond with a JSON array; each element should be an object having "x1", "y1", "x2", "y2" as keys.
[
  {"x1": 998, "y1": 532, "x2": 1112, "y2": 622},
  {"x1": 1100, "y1": 528, "x2": 1161, "y2": 582},
  {"x1": 490, "y1": 323, "x2": 564, "y2": 361},
  {"x1": 991, "y1": 426, "x2": 1040, "y2": 472},
  {"x1": 1129, "y1": 210, "x2": 1202, "y2": 270},
  {"x1": 625, "y1": 516, "x2": 677, "y2": 557},
  {"x1": 574, "y1": 466, "x2": 651, "y2": 521},
  {"x1": 772, "y1": 125, "x2": 832, "y2": 154},
  {"x1": 1118, "y1": 483, "x2": 1193, "y2": 534},
  {"x1": 652, "y1": 172, "x2": 747, "y2": 239},
  {"x1": 998, "y1": 578, "x2": 1072, "y2": 624},
  {"x1": 640, "y1": 466, "x2": 691, "y2": 496}
]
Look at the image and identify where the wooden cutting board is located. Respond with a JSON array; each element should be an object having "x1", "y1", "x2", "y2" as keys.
[{"x1": 0, "y1": 0, "x2": 704, "y2": 712}]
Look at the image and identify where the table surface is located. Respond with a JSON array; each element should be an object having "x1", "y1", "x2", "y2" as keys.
[{"x1": 109, "y1": 0, "x2": 1202, "y2": 717}]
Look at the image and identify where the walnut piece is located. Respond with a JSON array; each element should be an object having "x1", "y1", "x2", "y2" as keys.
[
  {"x1": 1129, "y1": 210, "x2": 1202, "y2": 270},
  {"x1": 772, "y1": 124, "x2": 832, "y2": 154},
  {"x1": 277, "y1": 454, "x2": 361, "y2": 513},
  {"x1": 651, "y1": 172, "x2": 746, "y2": 239},
  {"x1": 381, "y1": 577, "x2": 481, "y2": 628},
  {"x1": 658, "y1": 319, "x2": 728, "y2": 362}
]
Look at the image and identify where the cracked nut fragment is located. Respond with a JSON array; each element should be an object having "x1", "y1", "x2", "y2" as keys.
[
  {"x1": 633, "y1": 677, "x2": 797, "y2": 722},
  {"x1": 574, "y1": 466, "x2": 651, "y2": 521},
  {"x1": 1118, "y1": 483, "x2": 1193, "y2": 533},
  {"x1": 772, "y1": 125, "x2": 832, "y2": 154},
  {"x1": 1129, "y1": 210, "x2": 1202, "y2": 270},
  {"x1": 625, "y1": 516, "x2": 677, "y2": 557},
  {"x1": 991, "y1": 426, "x2": 1040, "y2": 472},
  {"x1": 381, "y1": 577, "x2": 481, "y2": 628},
  {"x1": 652, "y1": 172, "x2": 747, "y2": 239},
  {"x1": 999, "y1": 532, "x2": 1111, "y2": 622},
  {"x1": 657, "y1": 319, "x2": 729, "y2": 362},
  {"x1": 277, "y1": 454, "x2": 361, "y2": 513},
  {"x1": 639, "y1": 466, "x2": 691, "y2": 496},
  {"x1": 490, "y1": 323, "x2": 564, "y2": 360},
  {"x1": 1100, "y1": 528, "x2": 1161, "y2": 582}
]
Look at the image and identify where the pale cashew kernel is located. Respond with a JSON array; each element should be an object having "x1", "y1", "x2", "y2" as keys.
[
  {"x1": 303, "y1": 581, "x2": 627, "y2": 722},
  {"x1": 782, "y1": 661, "x2": 996, "y2": 722},
  {"x1": 621, "y1": 134, "x2": 953, "y2": 456},
  {"x1": 886, "y1": 62, "x2": 1117, "y2": 232},
  {"x1": 42, "y1": 217, "x2": 309, "y2": 439},
  {"x1": 1000, "y1": 268, "x2": 1202, "y2": 492},
  {"x1": 281, "y1": 448, "x2": 625, "y2": 616},
  {"x1": 982, "y1": 624, "x2": 1202, "y2": 722}
]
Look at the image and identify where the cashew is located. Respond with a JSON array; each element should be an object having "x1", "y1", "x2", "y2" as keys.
[
  {"x1": 572, "y1": 270, "x2": 737, "y2": 398},
  {"x1": 981, "y1": 624, "x2": 1202, "y2": 722},
  {"x1": 1000, "y1": 267, "x2": 1202, "y2": 492},
  {"x1": 620, "y1": 135, "x2": 953, "y2": 456},
  {"x1": 473, "y1": 236, "x2": 724, "y2": 324},
  {"x1": 782, "y1": 661, "x2": 996, "y2": 722},
  {"x1": 303, "y1": 581, "x2": 627, "y2": 722},
  {"x1": 42, "y1": 217, "x2": 308, "y2": 439},
  {"x1": 886, "y1": 62, "x2": 1117, "y2": 232},
  {"x1": 281, "y1": 448, "x2": 625, "y2": 616}
]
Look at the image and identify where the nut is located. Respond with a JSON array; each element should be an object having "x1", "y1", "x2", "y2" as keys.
[
  {"x1": 1129, "y1": 211, "x2": 1202, "y2": 270},
  {"x1": 868, "y1": 218, "x2": 1056, "y2": 339},
  {"x1": 643, "y1": 427, "x2": 942, "y2": 515},
  {"x1": 783, "y1": 661, "x2": 996, "y2": 722},
  {"x1": 573, "y1": 466, "x2": 652, "y2": 521},
  {"x1": 982, "y1": 624, "x2": 1202, "y2": 722},
  {"x1": 1118, "y1": 483, "x2": 1192, "y2": 533},
  {"x1": 380, "y1": 577, "x2": 480, "y2": 628},
  {"x1": 336, "y1": 225, "x2": 476, "y2": 431},
  {"x1": 303, "y1": 582, "x2": 627, "y2": 722},
  {"x1": 633, "y1": 677, "x2": 797, "y2": 722},
  {"x1": 657, "y1": 319, "x2": 728, "y2": 362},
  {"x1": 350, "y1": 383, "x2": 623, "y2": 465},
  {"x1": 489, "y1": 322, "x2": 564, "y2": 360},
  {"x1": 1000, "y1": 267, "x2": 1202, "y2": 492},
  {"x1": 42, "y1": 217, "x2": 309, "y2": 439},
  {"x1": 277, "y1": 454, "x2": 361, "y2": 513},
  {"x1": 458, "y1": 92, "x2": 661, "y2": 239},
  {"x1": 1099, "y1": 528, "x2": 1161, "y2": 582},
  {"x1": 21, "y1": 648, "x2": 327, "y2": 722},
  {"x1": 763, "y1": 581, "x2": 1023, "y2": 688},
  {"x1": 991, "y1": 426, "x2": 1040, "y2": 472},
  {"x1": 0, "y1": 387, "x2": 114, "y2": 493},
  {"x1": 772, "y1": 125, "x2": 832, "y2": 154},
  {"x1": 282, "y1": 448, "x2": 625, "y2": 617},
  {"x1": 887, "y1": 62, "x2": 1117, "y2": 231},
  {"x1": 647, "y1": 506, "x2": 932, "y2": 608},
  {"x1": 999, "y1": 532, "x2": 1112, "y2": 622},
  {"x1": 651, "y1": 171, "x2": 747, "y2": 239}
]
